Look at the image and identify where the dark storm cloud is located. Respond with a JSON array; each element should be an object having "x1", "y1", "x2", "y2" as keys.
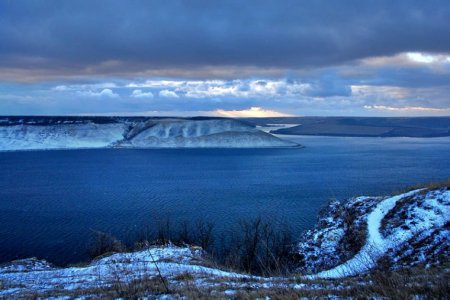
[{"x1": 1, "y1": 0, "x2": 450, "y2": 75}]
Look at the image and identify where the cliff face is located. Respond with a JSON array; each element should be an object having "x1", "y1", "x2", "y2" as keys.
[{"x1": 0, "y1": 117, "x2": 299, "y2": 150}]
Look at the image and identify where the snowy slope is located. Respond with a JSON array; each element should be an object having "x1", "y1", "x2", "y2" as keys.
[
  {"x1": 299, "y1": 188, "x2": 450, "y2": 279},
  {"x1": 0, "y1": 123, "x2": 126, "y2": 150},
  {"x1": 0, "y1": 246, "x2": 244, "y2": 297},
  {"x1": 118, "y1": 118, "x2": 297, "y2": 148},
  {"x1": 0, "y1": 245, "x2": 343, "y2": 298},
  {"x1": 0, "y1": 117, "x2": 299, "y2": 150}
]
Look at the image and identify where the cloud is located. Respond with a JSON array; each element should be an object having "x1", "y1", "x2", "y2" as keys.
[
  {"x1": 127, "y1": 80, "x2": 189, "y2": 88},
  {"x1": 127, "y1": 79, "x2": 311, "y2": 99},
  {"x1": 406, "y1": 52, "x2": 450, "y2": 64},
  {"x1": 131, "y1": 89, "x2": 154, "y2": 98},
  {"x1": 361, "y1": 52, "x2": 450, "y2": 67},
  {"x1": 351, "y1": 85, "x2": 409, "y2": 99},
  {"x1": 52, "y1": 83, "x2": 117, "y2": 91},
  {"x1": 1, "y1": 1, "x2": 450, "y2": 117},
  {"x1": 78, "y1": 88, "x2": 119, "y2": 98},
  {"x1": 213, "y1": 107, "x2": 292, "y2": 118},
  {"x1": 53, "y1": 85, "x2": 69, "y2": 91},
  {"x1": 1, "y1": 1, "x2": 450, "y2": 79},
  {"x1": 159, "y1": 90, "x2": 179, "y2": 98}
]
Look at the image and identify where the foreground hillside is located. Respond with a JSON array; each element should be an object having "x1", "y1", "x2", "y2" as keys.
[
  {"x1": 0, "y1": 186, "x2": 448, "y2": 298},
  {"x1": 0, "y1": 117, "x2": 299, "y2": 150},
  {"x1": 297, "y1": 187, "x2": 449, "y2": 278}
]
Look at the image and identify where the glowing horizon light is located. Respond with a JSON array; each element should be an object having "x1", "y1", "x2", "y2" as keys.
[
  {"x1": 364, "y1": 105, "x2": 450, "y2": 113},
  {"x1": 214, "y1": 107, "x2": 292, "y2": 118}
]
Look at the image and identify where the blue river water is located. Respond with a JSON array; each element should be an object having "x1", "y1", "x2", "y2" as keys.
[{"x1": 0, "y1": 135, "x2": 449, "y2": 265}]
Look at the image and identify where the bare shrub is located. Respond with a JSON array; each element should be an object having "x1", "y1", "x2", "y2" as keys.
[
  {"x1": 213, "y1": 216, "x2": 295, "y2": 275},
  {"x1": 156, "y1": 216, "x2": 174, "y2": 244},
  {"x1": 87, "y1": 215, "x2": 296, "y2": 276},
  {"x1": 193, "y1": 219, "x2": 215, "y2": 250},
  {"x1": 177, "y1": 220, "x2": 193, "y2": 245},
  {"x1": 88, "y1": 230, "x2": 127, "y2": 259}
]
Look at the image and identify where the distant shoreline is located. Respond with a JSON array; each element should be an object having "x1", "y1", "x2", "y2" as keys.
[
  {"x1": 275, "y1": 132, "x2": 450, "y2": 138},
  {"x1": 244, "y1": 116, "x2": 450, "y2": 138}
]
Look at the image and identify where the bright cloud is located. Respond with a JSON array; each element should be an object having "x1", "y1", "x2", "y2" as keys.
[
  {"x1": 362, "y1": 52, "x2": 450, "y2": 68},
  {"x1": 127, "y1": 79, "x2": 312, "y2": 99},
  {"x1": 159, "y1": 90, "x2": 179, "y2": 98},
  {"x1": 407, "y1": 52, "x2": 437, "y2": 64},
  {"x1": 53, "y1": 83, "x2": 117, "y2": 92},
  {"x1": 213, "y1": 107, "x2": 292, "y2": 118},
  {"x1": 131, "y1": 89, "x2": 154, "y2": 98},
  {"x1": 78, "y1": 88, "x2": 119, "y2": 98},
  {"x1": 127, "y1": 80, "x2": 188, "y2": 88}
]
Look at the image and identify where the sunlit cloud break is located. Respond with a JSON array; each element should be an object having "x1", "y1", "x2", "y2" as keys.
[
  {"x1": 213, "y1": 107, "x2": 292, "y2": 118},
  {"x1": 406, "y1": 52, "x2": 450, "y2": 64},
  {"x1": 362, "y1": 52, "x2": 450, "y2": 67}
]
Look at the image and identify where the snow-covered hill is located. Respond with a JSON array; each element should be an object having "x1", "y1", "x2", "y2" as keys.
[
  {"x1": 0, "y1": 117, "x2": 299, "y2": 150},
  {"x1": 0, "y1": 246, "x2": 247, "y2": 297},
  {"x1": 0, "y1": 245, "x2": 346, "y2": 298}
]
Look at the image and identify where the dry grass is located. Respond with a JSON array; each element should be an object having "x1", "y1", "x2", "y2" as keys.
[
  {"x1": 393, "y1": 178, "x2": 450, "y2": 195},
  {"x1": 173, "y1": 272, "x2": 195, "y2": 281},
  {"x1": 7, "y1": 265, "x2": 449, "y2": 299},
  {"x1": 109, "y1": 275, "x2": 169, "y2": 298},
  {"x1": 361, "y1": 265, "x2": 450, "y2": 299}
]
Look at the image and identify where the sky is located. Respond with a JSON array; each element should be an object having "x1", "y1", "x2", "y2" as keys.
[{"x1": 1, "y1": 0, "x2": 450, "y2": 117}]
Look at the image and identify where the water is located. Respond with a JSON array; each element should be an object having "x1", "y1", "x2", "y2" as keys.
[{"x1": 0, "y1": 136, "x2": 449, "y2": 265}]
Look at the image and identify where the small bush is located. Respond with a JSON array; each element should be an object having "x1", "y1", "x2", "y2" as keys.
[
  {"x1": 88, "y1": 215, "x2": 296, "y2": 276},
  {"x1": 88, "y1": 230, "x2": 127, "y2": 259},
  {"x1": 213, "y1": 216, "x2": 296, "y2": 275}
]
